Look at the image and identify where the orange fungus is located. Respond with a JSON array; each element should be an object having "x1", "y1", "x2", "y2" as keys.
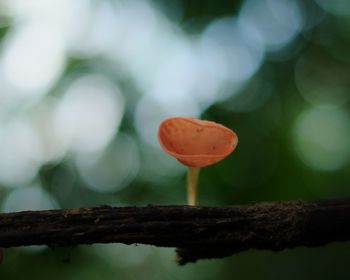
[{"x1": 158, "y1": 117, "x2": 238, "y2": 167}]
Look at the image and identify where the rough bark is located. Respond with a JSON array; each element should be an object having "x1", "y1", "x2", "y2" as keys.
[{"x1": 0, "y1": 199, "x2": 349, "y2": 265}]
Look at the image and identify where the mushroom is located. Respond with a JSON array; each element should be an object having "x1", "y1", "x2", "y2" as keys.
[{"x1": 158, "y1": 117, "x2": 238, "y2": 205}]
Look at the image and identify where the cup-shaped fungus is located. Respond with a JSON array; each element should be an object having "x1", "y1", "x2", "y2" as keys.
[{"x1": 158, "y1": 117, "x2": 238, "y2": 205}]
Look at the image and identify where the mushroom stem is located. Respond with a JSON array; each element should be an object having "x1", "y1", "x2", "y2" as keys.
[{"x1": 187, "y1": 167, "x2": 200, "y2": 206}]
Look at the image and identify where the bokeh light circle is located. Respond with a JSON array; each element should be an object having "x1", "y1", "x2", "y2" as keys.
[
  {"x1": 293, "y1": 107, "x2": 350, "y2": 171},
  {"x1": 54, "y1": 74, "x2": 125, "y2": 154},
  {"x1": 2, "y1": 185, "x2": 58, "y2": 212},
  {"x1": 76, "y1": 133, "x2": 140, "y2": 193}
]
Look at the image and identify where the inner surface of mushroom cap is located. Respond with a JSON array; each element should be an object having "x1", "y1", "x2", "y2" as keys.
[{"x1": 158, "y1": 117, "x2": 238, "y2": 167}]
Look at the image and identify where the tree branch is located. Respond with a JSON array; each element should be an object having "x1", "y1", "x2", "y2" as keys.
[{"x1": 0, "y1": 199, "x2": 349, "y2": 265}]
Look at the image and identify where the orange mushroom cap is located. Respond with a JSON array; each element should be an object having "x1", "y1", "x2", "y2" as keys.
[{"x1": 158, "y1": 117, "x2": 238, "y2": 167}]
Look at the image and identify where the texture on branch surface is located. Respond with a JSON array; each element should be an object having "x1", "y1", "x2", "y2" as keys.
[{"x1": 0, "y1": 199, "x2": 349, "y2": 265}]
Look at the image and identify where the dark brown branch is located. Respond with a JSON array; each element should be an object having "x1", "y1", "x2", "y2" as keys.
[{"x1": 0, "y1": 199, "x2": 350, "y2": 265}]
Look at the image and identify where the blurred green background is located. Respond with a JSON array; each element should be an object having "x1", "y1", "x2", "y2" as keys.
[{"x1": 0, "y1": 0, "x2": 350, "y2": 279}]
